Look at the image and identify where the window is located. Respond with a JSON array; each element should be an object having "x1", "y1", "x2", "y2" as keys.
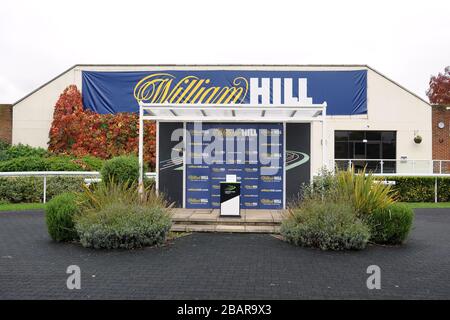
[{"x1": 334, "y1": 131, "x2": 397, "y2": 173}]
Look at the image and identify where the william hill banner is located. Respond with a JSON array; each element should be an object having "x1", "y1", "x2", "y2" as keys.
[{"x1": 81, "y1": 69, "x2": 367, "y2": 115}]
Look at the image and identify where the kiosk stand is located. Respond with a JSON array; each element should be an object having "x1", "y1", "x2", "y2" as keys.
[{"x1": 220, "y1": 175, "x2": 241, "y2": 216}]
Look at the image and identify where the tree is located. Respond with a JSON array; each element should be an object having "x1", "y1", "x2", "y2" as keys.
[
  {"x1": 48, "y1": 85, "x2": 156, "y2": 169},
  {"x1": 426, "y1": 66, "x2": 450, "y2": 105}
]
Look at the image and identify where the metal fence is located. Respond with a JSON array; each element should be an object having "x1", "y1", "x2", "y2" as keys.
[
  {"x1": 0, "y1": 171, "x2": 156, "y2": 203},
  {"x1": 1, "y1": 166, "x2": 450, "y2": 204},
  {"x1": 334, "y1": 159, "x2": 450, "y2": 175}
]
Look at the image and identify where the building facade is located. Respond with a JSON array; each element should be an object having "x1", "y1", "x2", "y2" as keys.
[{"x1": 11, "y1": 65, "x2": 434, "y2": 208}]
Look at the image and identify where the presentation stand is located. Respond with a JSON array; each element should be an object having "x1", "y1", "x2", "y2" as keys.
[{"x1": 220, "y1": 181, "x2": 241, "y2": 217}]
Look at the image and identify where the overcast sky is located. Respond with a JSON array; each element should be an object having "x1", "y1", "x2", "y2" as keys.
[{"x1": 1, "y1": 0, "x2": 449, "y2": 104}]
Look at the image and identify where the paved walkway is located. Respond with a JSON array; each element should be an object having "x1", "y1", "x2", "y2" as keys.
[
  {"x1": 172, "y1": 208, "x2": 284, "y2": 223},
  {"x1": 171, "y1": 209, "x2": 283, "y2": 233},
  {"x1": 0, "y1": 209, "x2": 449, "y2": 299}
]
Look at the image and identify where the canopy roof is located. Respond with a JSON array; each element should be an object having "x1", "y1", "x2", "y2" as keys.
[{"x1": 140, "y1": 103, "x2": 327, "y2": 122}]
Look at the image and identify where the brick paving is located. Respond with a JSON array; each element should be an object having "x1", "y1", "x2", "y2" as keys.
[{"x1": 0, "y1": 209, "x2": 449, "y2": 299}]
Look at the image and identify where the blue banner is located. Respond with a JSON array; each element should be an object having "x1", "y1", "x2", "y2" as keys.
[
  {"x1": 82, "y1": 69, "x2": 367, "y2": 115},
  {"x1": 185, "y1": 123, "x2": 284, "y2": 210}
]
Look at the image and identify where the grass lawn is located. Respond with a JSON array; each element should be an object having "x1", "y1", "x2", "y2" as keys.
[
  {"x1": 0, "y1": 203, "x2": 46, "y2": 212},
  {"x1": 401, "y1": 202, "x2": 450, "y2": 209}
]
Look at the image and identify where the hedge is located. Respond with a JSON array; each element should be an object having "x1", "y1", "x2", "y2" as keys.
[
  {"x1": 377, "y1": 176, "x2": 450, "y2": 202},
  {"x1": 0, "y1": 143, "x2": 47, "y2": 161},
  {"x1": 45, "y1": 193, "x2": 79, "y2": 242},
  {"x1": 0, "y1": 155, "x2": 105, "y2": 172},
  {"x1": 0, "y1": 176, "x2": 86, "y2": 203},
  {"x1": 100, "y1": 155, "x2": 141, "y2": 186},
  {"x1": 366, "y1": 203, "x2": 414, "y2": 245}
]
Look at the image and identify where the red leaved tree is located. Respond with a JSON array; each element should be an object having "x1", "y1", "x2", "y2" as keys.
[
  {"x1": 426, "y1": 66, "x2": 450, "y2": 105},
  {"x1": 48, "y1": 85, "x2": 156, "y2": 169}
]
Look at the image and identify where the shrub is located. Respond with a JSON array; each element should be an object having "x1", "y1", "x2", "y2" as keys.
[
  {"x1": 335, "y1": 167, "x2": 396, "y2": 216},
  {"x1": 281, "y1": 200, "x2": 370, "y2": 250},
  {"x1": 0, "y1": 177, "x2": 42, "y2": 203},
  {"x1": 0, "y1": 156, "x2": 48, "y2": 171},
  {"x1": 0, "y1": 144, "x2": 47, "y2": 161},
  {"x1": 365, "y1": 203, "x2": 414, "y2": 245},
  {"x1": 0, "y1": 176, "x2": 85, "y2": 203},
  {"x1": 46, "y1": 176, "x2": 86, "y2": 199},
  {"x1": 77, "y1": 180, "x2": 169, "y2": 212},
  {"x1": 100, "y1": 155, "x2": 142, "y2": 186},
  {"x1": 75, "y1": 181, "x2": 171, "y2": 249},
  {"x1": 75, "y1": 203, "x2": 172, "y2": 249},
  {"x1": 302, "y1": 167, "x2": 396, "y2": 216},
  {"x1": 377, "y1": 176, "x2": 450, "y2": 202},
  {"x1": 45, "y1": 193, "x2": 79, "y2": 242},
  {"x1": 0, "y1": 139, "x2": 10, "y2": 151},
  {"x1": 48, "y1": 85, "x2": 156, "y2": 169},
  {"x1": 0, "y1": 154, "x2": 105, "y2": 172},
  {"x1": 45, "y1": 156, "x2": 84, "y2": 171},
  {"x1": 79, "y1": 156, "x2": 104, "y2": 171}
]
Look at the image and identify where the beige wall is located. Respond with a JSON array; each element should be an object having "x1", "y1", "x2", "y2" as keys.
[
  {"x1": 311, "y1": 68, "x2": 431, "y2": 175},
  {"x1": 12, "y1": 70, "x2": 76, "y2": 148},
  {"x1": 12, "y1": 65, "x2": 431, "y2": 176}
]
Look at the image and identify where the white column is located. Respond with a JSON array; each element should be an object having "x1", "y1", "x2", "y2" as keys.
[
  {"x1": 138, "y1": 103, "x2": 144, "y2": 196},
  {"x1": 155, "y1": 120, "x2": 160, "y2": 194},
  {"x1": 322, "y1": 103, "x2": 328, "y2": 169}
]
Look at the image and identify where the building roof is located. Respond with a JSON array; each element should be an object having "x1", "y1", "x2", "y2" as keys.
[{"x1": 12, "y1": 64, "x2": 431, "y2": 106}]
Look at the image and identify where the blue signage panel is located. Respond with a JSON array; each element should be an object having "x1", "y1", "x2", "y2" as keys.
[
  {"x1": 82, "y1": 70, "x2": 367, "y2": 115},
  {"x1": 185, "y1": 123, "x2": 284, "y2": 209}
]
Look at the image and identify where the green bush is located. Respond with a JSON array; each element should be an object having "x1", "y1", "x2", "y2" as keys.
[
  {"x1": 377, "y1": 176, "x2": 450, "y2": 202},
  {"x1": 75, "y1": 203, "x2": 171, "y2": 249},
  {"x1": 100, "y1": 155, "x2": 141, "y2": 186},
  {"x1": 0, "y1": 156, "x2": 48, "y2": 171},
  {"x1": 0, "y1": 139, "x2": 10, "y2": 151},
  {"x1": 0, "y1": 176, "x2": 85, "y2": 203},
  {"x1": 46, "y1": 176, "x2": 86, "y2": 199},
  {"x1": 305, "y1": 167, "x2": 396, "y2": 216},
  {"x1": 75, "y1": 180, "x2": 171, "y2": 249},
  {"x1": 0, "y1": 144, "x2": 47, "y2": 161},
  {"x1": 45, "y1": 156, "x2": 84, "y2": 171},
  {"x1": 0, "y1": 155, "x2": 105, "y2": 172},
  {"x1": 80, "y1": 156, "x2": 104, "y2": 171},
  {"x1": 281, "y1": 200, "x2": 370, "y2": 250},
  {"x1": 45, "y1": 193, "x2": 79, "y2": 242},
  {"x1": 366, "y1": 203, "x2": 414, "y2": 245},
  {"x1": 77, "y1": 180, "x2": 168, "y2": 212},
  {"x1": 0, "y1": 177, "x2": 42, "y2": 203},
  {"x1": 335, "y1": 167, "x2": 396, "y2": 216}
]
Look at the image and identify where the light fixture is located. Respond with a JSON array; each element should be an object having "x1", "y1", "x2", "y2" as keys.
[{"x1": 438, "y1": 121, "x2": 445, "y2": 129}]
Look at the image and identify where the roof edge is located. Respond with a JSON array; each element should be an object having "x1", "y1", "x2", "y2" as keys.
[
  {"x1": 13, "y1": 63, "x2": 431, "y2": 107},
  {"x1": 12, "y1": 65, "x2": 77, "y2": 106},
  {"x1": 365, "y1": 65, "x2": 431, "y2": 106}
]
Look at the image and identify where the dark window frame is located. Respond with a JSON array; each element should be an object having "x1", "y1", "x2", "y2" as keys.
[{"x1": 334, "y1": 130, "x2": 397, "y2": 173}]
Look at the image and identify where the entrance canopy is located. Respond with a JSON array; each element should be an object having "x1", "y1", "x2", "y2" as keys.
[
  {"x1": 139, "y1": 102, "x2": 327, "y2": 122},
  {"x1": 137, "y1": 102, "x2": 328, "y2": 196}
]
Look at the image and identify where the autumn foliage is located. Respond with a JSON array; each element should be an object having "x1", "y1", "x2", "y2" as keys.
[
  {"x1": 48, "y1": 85, "x2": 156, "y2": 169},
  {"x1": 426, "y1": 66, "x2": 450, "y2": 105}
]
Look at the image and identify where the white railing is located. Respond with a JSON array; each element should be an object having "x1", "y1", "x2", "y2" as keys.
[
  {"x1": 0, "y1": 171, "x2": 156, "y2": 203},
  {"x1": 334, "y1": 159, "x2": 450, "y2": 175},
  {"x1": 333, "y1": 160, "x2": 450, "y2": 203}
]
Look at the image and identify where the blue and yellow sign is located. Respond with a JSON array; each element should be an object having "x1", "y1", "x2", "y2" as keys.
[{"x1": 82, "y1": 70, "x2": 367, "y2": 115}]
